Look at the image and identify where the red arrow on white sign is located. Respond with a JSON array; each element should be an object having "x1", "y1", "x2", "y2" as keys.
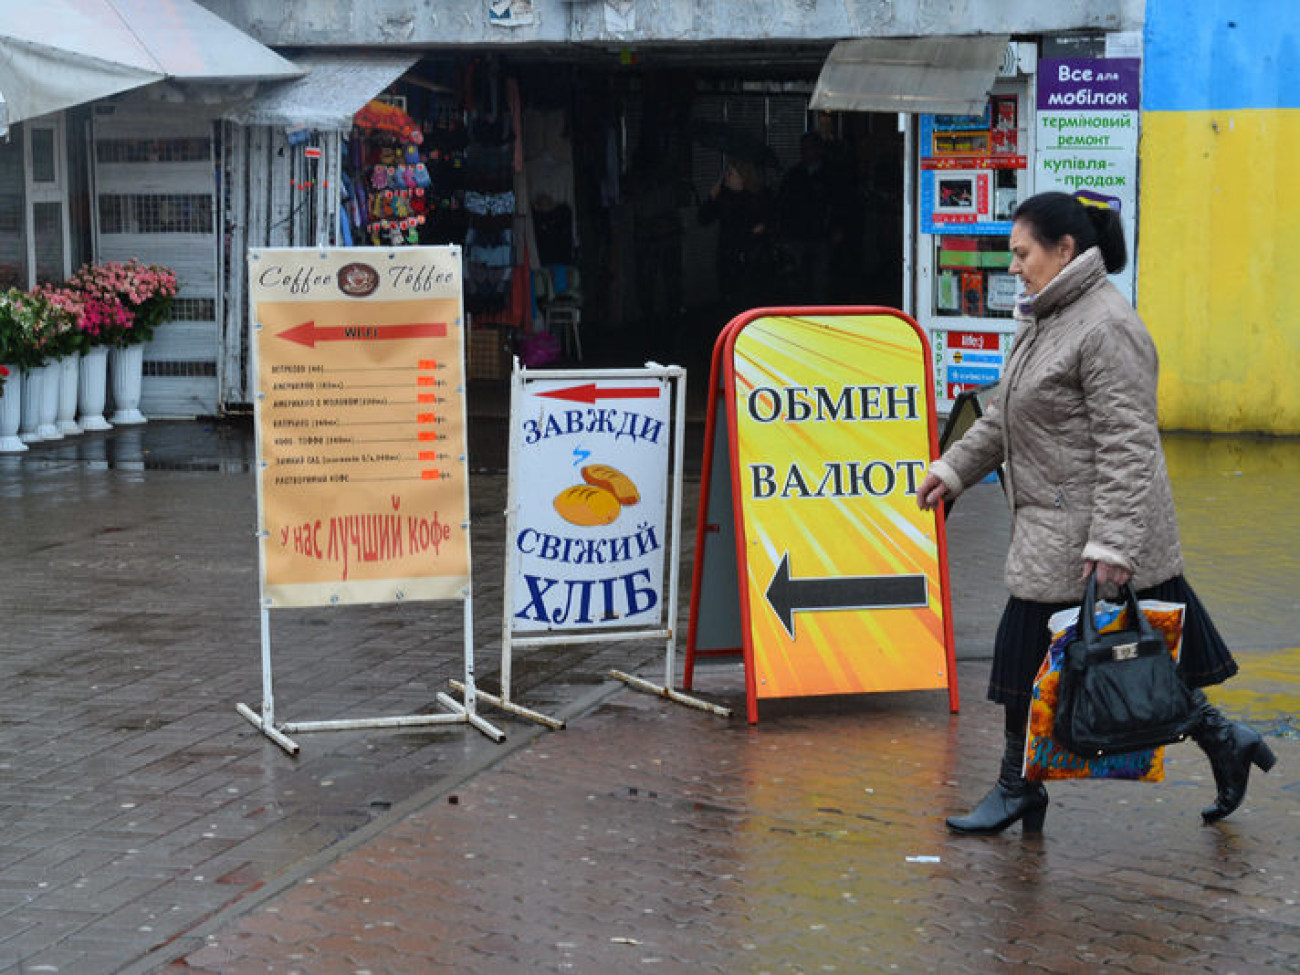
[
  {"x1": 535, "y1": 383, "x2": 661, "y2": 404},
  {"x1": 277, "y1": 321, "x2": 446, "y2": 348}
]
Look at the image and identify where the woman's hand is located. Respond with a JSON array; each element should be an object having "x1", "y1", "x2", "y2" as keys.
[
  {"x1": 1083, "y1": 559, "x2": 1132, "y2": 587},
  {"x1": 916, "y1": 472, "x2": 949, "y2": 511}
]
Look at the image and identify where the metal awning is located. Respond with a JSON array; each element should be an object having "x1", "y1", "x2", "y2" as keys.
[
  {"x1": 0, "y1": 0, "x2": 301, "y2": 127},
  {"x1": 810, "y1": 36, "x2": 1010, "y2": 115},
  {"x1": 225, "y1": 53, "x2": 422, "y2": 131}
]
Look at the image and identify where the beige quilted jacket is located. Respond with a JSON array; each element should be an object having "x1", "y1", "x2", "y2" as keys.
[{"x1": 930, "y1": 247, "x2": 1184, "y2": 603}]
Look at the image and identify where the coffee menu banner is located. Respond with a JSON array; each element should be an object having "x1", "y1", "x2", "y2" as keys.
[{"x1": 249, "y1": 247, "x2": 470, "y2": 609}]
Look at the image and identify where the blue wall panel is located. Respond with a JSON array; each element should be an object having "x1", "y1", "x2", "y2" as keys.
[{"x1": 1145, "y1": 0, "x2": 1300, "y2": 111}]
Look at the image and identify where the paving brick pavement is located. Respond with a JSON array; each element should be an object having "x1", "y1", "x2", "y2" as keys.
[
  {"x1": 0, "y1": 415, "x2": 675, "y2": 975},
  {"x1": 1, "y1": 412, "x2": 1297, "y2": 974},
  {"x1": 164, "y1": 657, "x2": 1298, "y2": 974}
]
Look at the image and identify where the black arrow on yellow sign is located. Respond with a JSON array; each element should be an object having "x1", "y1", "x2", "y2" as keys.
[{"x1": 765, "y1": 552, "x2": 929, "y2": 640}]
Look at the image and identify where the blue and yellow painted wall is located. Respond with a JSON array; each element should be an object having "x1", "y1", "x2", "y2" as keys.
[{"x1": 1140, "y1": 0, "x2": 1300, "y2": 434}]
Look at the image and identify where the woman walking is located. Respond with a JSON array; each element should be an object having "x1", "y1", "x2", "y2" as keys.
[{"x1": 917, "y1": 191, "x2": 1275, "y2": 834}]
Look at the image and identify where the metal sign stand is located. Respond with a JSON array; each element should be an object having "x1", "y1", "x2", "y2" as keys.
[
  {"x1": 685, "y1": 307, "x2": 960, "y2": 723},
  {"x1": 452, "y1": 362, "x2": 726, "y2": 728},
  {"x1": 238, "y1": 593, "x2": 502, "y2": 755},
  {"x1": 236, "y1": 245, "x2": 503, "y2": 754}
]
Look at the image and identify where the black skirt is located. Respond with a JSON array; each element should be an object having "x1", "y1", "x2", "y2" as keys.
[{"x1": 987, "y1": 574, "x2": 1239, "y2": 710}]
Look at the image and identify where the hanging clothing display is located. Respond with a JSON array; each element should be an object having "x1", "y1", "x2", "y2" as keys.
[{"x1": 332, "y1": 64, "x2": 560, "y2": 335}]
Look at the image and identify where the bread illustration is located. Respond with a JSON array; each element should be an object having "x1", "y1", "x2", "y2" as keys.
[
  {"x1": 581, "y1": 464, "x2": 640, "y2": 505},
  {"x1": 553, "y1": 484, "x2": 621, "y2": 526}
]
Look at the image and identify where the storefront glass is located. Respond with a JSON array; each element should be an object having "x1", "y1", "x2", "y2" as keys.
[
  {"x1": 914, "y1": 72, "x2": 1032, "y2": 410},
  {"x1": 29, "y1": 127, "x2": 56, "y2": 184},
  {"x1": 931, "y1": 234, "x2": 1015, "y2": 320},
  {"x1": 0, "y1": 130, "x2": 27, "y2": 289},
  {"x1": 33, "y1": 201, "x2": 65, "y2": 285}
]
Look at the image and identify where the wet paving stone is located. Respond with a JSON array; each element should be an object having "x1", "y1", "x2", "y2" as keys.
[{"x1": 1, "y1": 419, "x2": 1297, "y2": 973}]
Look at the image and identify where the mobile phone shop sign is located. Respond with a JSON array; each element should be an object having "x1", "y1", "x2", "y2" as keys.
[
  {"x1": 250, "y1": 247, "x2": 469, "y2": 608},
  {"x1": 1036, "y1": 58, "x2": 1140, "y2": 300},
  {"x1": 510, "y1": 377, "x2": 672, "y2": 632}
]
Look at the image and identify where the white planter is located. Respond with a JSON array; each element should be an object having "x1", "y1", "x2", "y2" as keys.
[
  {"x1": 37, "y1": 361, "x2": 63, "y2": 440},
  {"x1": 20, "y1": 366, "x2": 44, "y2": 442},
  {"x1": 78, "y1": 345, "x2": 112, "y2": 431},
  {"x1": 57, "y1": 353, "x2": 83, "y2": 435},
  {"x1": 0, "y1": 365, "x2": 26, "y2": 452},
  {"x1": 109, "y1": 345, "x2": 147, "y2": 426}
]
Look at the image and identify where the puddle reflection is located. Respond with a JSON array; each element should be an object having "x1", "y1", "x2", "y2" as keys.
[{"x1": 0, "y1": 419, "x2": 253, "y2": 474}]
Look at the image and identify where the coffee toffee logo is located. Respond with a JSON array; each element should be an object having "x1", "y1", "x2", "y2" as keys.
[{"x1": 337, "y1": 263, "x2": 380, "y2": 298}]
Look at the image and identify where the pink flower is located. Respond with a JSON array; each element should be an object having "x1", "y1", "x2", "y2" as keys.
[{"x1": 62, "y1": 260, "x2": 178, "y2": 347}]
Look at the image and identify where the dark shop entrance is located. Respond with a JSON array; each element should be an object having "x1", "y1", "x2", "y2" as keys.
[{"x1": 337, "y1": 49, "x2": 905, "y2": 397}]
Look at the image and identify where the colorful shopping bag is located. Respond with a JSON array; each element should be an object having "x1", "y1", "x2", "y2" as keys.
[{"x1": 1024, "y1": 599, "x2": 1185, "y2": 782}]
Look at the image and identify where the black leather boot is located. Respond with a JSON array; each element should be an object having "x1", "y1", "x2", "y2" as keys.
[
  {"x1": 1189, "y1": 689, "x2": 1277, "y2": 823},
  {"x1": 947, "y1": 729, "x2": 1048, "y2": 835}
]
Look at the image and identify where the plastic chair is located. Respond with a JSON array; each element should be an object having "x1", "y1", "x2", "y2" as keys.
[{"x1": 534, "y1": 264, "x2": 583, "y2": 361}]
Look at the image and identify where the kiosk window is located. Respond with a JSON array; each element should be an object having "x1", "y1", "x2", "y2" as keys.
[{"x1": 933, "y1": 235, "x2": 1014, "y2": 319}]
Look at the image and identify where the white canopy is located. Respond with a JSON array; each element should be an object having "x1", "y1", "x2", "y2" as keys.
[
  {"x1": 811, "y1": 36, "x2": 1011, "y2": 115},
  {"x1": 0, "y1": 0, "x2": 301, "y2": 127},
  {"x1": 225, "y1": 53, "x2": 422, "y2": 131}
]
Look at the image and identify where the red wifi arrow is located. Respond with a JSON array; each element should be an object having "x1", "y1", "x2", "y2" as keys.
[
  {"x1": 536, "y1": 383, "x2": 661, "y2": 404},
  {"x1": 277, "y1": 320, "x2": 446, "y2": 348}
]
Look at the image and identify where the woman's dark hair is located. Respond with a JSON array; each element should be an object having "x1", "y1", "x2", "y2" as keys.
[{"x1": 1012, "y1": 191, "x2": 1127, "y2": 273}]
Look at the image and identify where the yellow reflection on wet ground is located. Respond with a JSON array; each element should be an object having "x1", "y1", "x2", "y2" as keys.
[
  {"x1": 1164, "y1": 433, "x2": 1300, "y2": 735},
  {"x1": 1205, "y1": 647, "x2": 1300, "y2": 734}
]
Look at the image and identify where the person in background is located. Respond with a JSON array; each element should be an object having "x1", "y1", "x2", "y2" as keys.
[
  {"x1": 626, "y1": 142, "x2": 684, "y2": 331},
  {"x1": 916, "y1": 191, "x2": 1275, "y2": 835},
  {"x1": 696, "y1": 156, "x2": 774, "y2": 315},
  {"x1": 776, "y1": 132, "x2": 844, "y2": 303}
]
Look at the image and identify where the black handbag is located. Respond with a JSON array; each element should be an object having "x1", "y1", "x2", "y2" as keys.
[{"x1": 1053, "y1": 574, "x2": 1199, "y2": 757}]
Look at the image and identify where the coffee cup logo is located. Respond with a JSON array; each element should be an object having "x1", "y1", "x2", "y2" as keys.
[{"x1": 338, "y1": 262, "x2": 380, "y2": 297}]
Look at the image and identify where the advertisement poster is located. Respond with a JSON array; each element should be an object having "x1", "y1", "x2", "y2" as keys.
[
  {"x1": 487, "y1": 0, "x2": 534, "y2": 27},
  {"x1": 509, "y1": 374, "x2": 672, "y2": 632},
  {"x1": 1035, "y1": 58, "x2": 1140, "y2": 301},
  {"x1": 729, "y1": 313, "x2": 950, "y2": 700},
  {"x1": 930, "y1": 328, "x2": 1014, "y2": 402},
  {"x1": 249, "y1": 247, "x2": 469, "y2": 609},
  {"x1": 919, "y1": 103, "x2": 1027, "y2": 235}
]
